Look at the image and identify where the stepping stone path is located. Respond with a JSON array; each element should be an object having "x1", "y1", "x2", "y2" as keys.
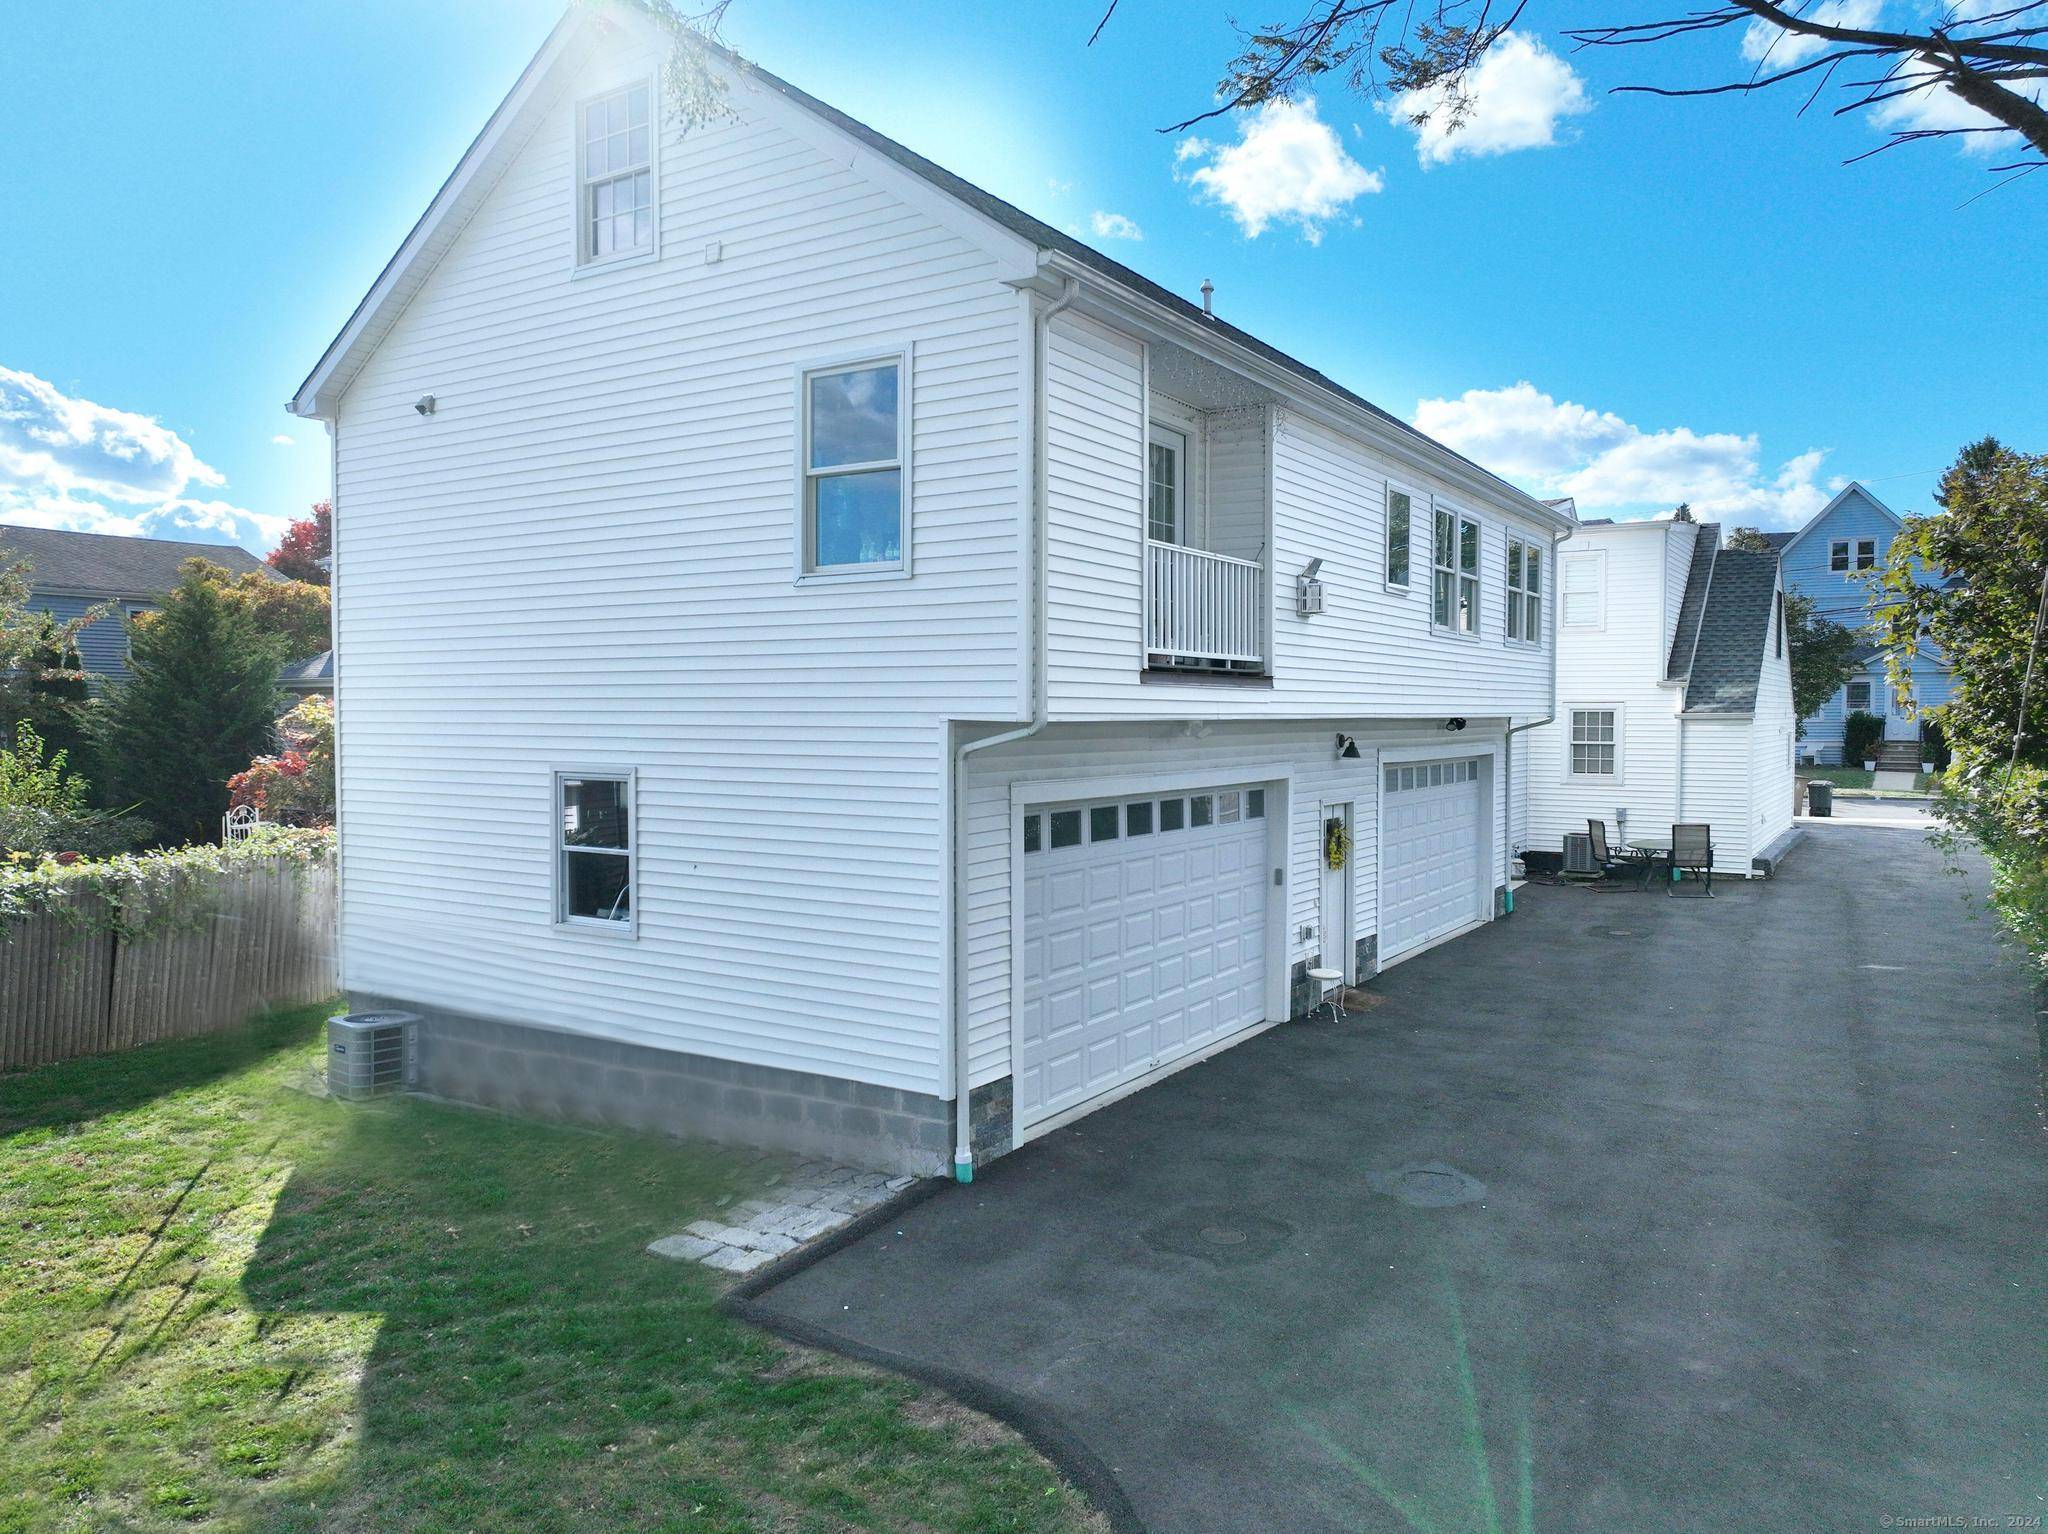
[{"x1": 647, "y1": 1160, "x2": 917, "y2": 1275}]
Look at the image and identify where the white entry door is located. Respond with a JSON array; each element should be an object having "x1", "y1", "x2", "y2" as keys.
[
  {"x1": 1884, "y1": 684, "x2": 1918, "y2": 741},
  {"x1": 1321, "y1": 803, "x2": 1354, "y2": 981},
  {"x1": 1379, "y1": 757, "x2": 1486, "y2": 963},
  {"x1": 1017, "y1": 784, "x2": 1271, "y2": 1129}
]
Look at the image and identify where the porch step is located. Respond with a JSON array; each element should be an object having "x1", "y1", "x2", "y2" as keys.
[{"x1": 1875, "y1": 743, "x2": 1923, "y2": 769}]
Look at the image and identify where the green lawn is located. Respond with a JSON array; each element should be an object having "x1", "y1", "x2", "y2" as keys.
[
  {"x1": 0, "y1": 1004, "x2": 1103, "y2": 1534},
  {"x1": 1802, "y1": 766, "x2": 1941, "y2": 794}
]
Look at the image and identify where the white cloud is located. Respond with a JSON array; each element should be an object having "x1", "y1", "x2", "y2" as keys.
[
  {"x1": 1868, "y1": 59, "x2": 2042, "y2": 152},
  {"x1": 1383, "y1": 32, "x2": 1592, "y2": 166},
  {"x1": 0, "y1": 366, "x2": 279, "y2": 551},
  {"x1": 1089, "y1": 210, "x2": 1144, "y2": 241},
  {"x1": 270, "y1": 433, "x2": 296, "y2": 446},
  {"x1": 1739, "y1": 0, "x2": 1884, "y2": 66},
  {"x1": 1176, "y1": 99, "x2": 1383, "y2": 241},
  {"x1": 1414, "y1": 381, "x2": 1833, "y2": 528}
]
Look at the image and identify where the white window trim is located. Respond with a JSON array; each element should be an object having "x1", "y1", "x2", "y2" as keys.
[
  {"x1": 1565, "y1": 705, "x2": 1624, "y2": 784},
  {"x1": 1830, "y1": 538, "x2": 1851, "y2": 572},
  {"x1": 1384, "y1": 480, "x2": 1420, "y2": 592},
  {"x1": 551, "y1": 767, "x2": 639, "y2": 938},
  {"x1": 1845, "y1": 678, "x2": 1874, "y2": 713},
  {"x1": 1561, "y1": 548, "x2": 1606, "y2": 632},
  {"x1": 571, "y1": 74, "x2": 661, "y2": 277},
  {"x1": 1431, "y1": 502, "x2": 1483, "y2": 638},
  {"x1": 1505, "y1": 534, "x2": 1542, "y2": 647},
  {"x1": 1855, "y1": 537, "x2": 1878, "y2": 570},
  {"x1": 1147, "y1": 420, "x2": 1189, "y2": 546},
  {"x1": 792, "y1": 344, "x2": 913, "y2": 584}
]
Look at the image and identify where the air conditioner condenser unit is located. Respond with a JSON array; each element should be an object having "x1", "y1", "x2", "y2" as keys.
[
  {"x1": 1561, "y1": 832, "x2": 1601, "y2": 879},
  {"x1": 327, "y1": 1011, "x2": 419, "y2": 1100}
]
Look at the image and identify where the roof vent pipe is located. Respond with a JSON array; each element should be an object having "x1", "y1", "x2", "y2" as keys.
[{"x1": 1200, "y1": 279, "x2": 1214, "y2": 316}]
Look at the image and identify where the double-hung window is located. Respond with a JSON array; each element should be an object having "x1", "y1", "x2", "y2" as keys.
[
  {"x1": 1434, "y1": 507, "x2": 1480, "y2": 633},
  {"x1": 1846, "y1": 678, "x2": 1872, "y2": 712},
  {"x1": 1506, "y1": 537, "x2": 1541, "y2": 643},
  {"x1": 1385, "y1": 486, "x2": 1412, "y2": 588},
  {"x1": 1830, "y1": 539, "x2": 1850, "y2": 572},
  {"x1": 1568, "y1": 709, "x2": 1619, "y2": 780},
  {"x1": 579, "y1": 83, "x2": 653, "y2": 265},
  {"x1": 556, "y1": 773, "x2": 633, "y2": 927},
  {"x1": 802, "y1": 356, "x2": 905, "y2": 574},
  {"x1": 1855, "y1": 537, "x2": 1877, "y2": 570}
]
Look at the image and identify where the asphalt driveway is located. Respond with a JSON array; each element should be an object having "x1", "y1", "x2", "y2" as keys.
[{"x1": 745, "y1": 824, "x2": 2046, "y2": 1533}]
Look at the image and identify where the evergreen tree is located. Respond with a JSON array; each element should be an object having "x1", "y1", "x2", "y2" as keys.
[{"x1": 92, "y1": 568, "x2": 287, "y2": 845}]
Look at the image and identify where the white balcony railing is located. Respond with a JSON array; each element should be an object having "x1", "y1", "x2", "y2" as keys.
[{"x1": 1146, "y1": 539, "x2": 1265, "y2": 668}]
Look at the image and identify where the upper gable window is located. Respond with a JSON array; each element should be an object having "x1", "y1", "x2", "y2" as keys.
[
  {"x1": 801, "y1": 356, "x2": 906, "y2": 575},
  {"x1": 579, "y1": 83, "x2": 654, "y2": 266},
  {"x1": 1855, "y1": 537, "x2": 1877, "y2": 569},
  {"x1": 1830, "y1": 538, "x2": 1849, "y2": 571}
]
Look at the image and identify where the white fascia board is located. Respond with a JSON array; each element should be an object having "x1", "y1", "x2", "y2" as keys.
[
  {"x1": 290, "y1": 13, "x2": 589, "y2": 420},
  {"x1": 1034, "y1": 251, "x2": 1575, "y2": 535}
]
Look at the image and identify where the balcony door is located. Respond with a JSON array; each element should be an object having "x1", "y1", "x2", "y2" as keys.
[{"x1": 1148, "y1": 424, "x2": 1186, "y2": 546}]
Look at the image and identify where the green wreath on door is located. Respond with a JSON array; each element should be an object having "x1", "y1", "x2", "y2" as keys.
[{"x1": 1324, "y1": 816, "x2": 1350, "y2": 871}]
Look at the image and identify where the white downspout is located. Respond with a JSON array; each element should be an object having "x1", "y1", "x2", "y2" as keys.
[
  {"x1": 1503, "y1": 523, "x2": 1571, "y2": 896},
  {"x1": 947, "y1": 275, "x2": 1077, "y2": 1183}
]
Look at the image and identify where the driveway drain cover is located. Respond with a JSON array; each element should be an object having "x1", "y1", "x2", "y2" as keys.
[
  {"x1": 1366, "y1": 1161, "x2": 1487, "y2": 1208},
  {"x1": 1144, "y1": 1205, "x2": 1293, "y2": 1264}
]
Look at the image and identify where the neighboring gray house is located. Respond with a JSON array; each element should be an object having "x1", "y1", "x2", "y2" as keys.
[
  {"x1": 0, "y1": 525, "x2": 273, "y2": 683},
  {"x1": 282, "y1": 651, "x2": 335, "y2": 697}
]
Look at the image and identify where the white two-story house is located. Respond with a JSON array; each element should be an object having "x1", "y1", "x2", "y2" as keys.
[
  {"x1": 289, "y1": 6, "x2": 1573, "y2": 1177},
  {"x1": 1520, "y1": 517, "x2": 1799, "y2": 879}
]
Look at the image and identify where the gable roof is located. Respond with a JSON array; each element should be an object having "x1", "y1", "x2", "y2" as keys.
[
  {"x1": 1683, "y1": 550, "x2": 1781, "y2": 715},
  {"x1": 1777, "y1": 482, "x2": 1904, "y2": 561},
  {"x1": 290, "y1": 6, "x2": 1568, "y2": 531},
  {"x1": 0, "y1": 524, "x2": 270, "y2": 597}
]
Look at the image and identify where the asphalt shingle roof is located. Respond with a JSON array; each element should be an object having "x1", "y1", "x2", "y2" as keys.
[
  {"x1": 0, "y1": 525, "x2": 270, "y2": 595},
  {"x1": 1684, "y1": 549, "x2": 1781, "y2": 715},
  {"x1": 1665, "y1": 523, "x2": 1722, "y2": 682}
]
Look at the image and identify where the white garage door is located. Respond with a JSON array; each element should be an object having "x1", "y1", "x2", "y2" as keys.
[
  {"x1": 1017, "y1": 784, "x2": 1271, "y2": 1129},
  {"x1": 1380, "y1": 757, "x2": 1486, "y2": 962}
]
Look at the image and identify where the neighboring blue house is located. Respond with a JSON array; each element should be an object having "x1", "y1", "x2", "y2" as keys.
[
  {"x1": 0, "y1": 524, "x2": 274, "y2": 683},
  {"x1": 1766, "y1": 483, "x2": 1953, "y2": 766}
]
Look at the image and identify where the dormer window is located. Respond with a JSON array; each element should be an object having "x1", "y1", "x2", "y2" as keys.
[{"x1": 579, "y1": 83, "x2": 653, "y2": 266}]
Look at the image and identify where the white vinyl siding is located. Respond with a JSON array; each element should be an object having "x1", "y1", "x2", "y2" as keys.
[
  {"x1": 329, "y1": 34, "x2": 1027, "y2": 1096},
  {"x1": 1040, "y1": 312, "x2": 1555, "y2": 721}
]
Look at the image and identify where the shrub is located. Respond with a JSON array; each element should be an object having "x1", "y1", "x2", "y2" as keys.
[
  {"x1": 0, "y1": 825, "x2": 331, "y2": 935},
  {"x1": 1843, "y1": 710, "x2": 1885, "y2": 766},
  {"x1": 227, "y1": 696, "x2": 334, "y2": 827},
  {"x1": 0, "y1": 721, "x2": 149, "y2": 860}
]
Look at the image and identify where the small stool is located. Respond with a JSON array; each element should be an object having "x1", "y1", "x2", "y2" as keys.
[{"x1": 1308, "y1": 967, "x2": 1345, "y2": 1022}]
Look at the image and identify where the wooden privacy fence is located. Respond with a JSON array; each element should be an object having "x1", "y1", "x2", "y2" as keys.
[{"x1": 1, "y1": 854, "x2": 337, "y2": 1072}]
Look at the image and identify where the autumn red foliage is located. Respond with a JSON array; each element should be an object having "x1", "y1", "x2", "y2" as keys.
[{"x1": 267, "y1": 501, "x2": 332, "y2": 585}]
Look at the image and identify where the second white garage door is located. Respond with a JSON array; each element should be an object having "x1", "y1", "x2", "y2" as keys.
[
  {"x1": 1380, "y1": 757, "x2": 1486, "y2": 962},
  {"x1": 1016, "y1": 785, "x2": 1271, "y2": 1129}
]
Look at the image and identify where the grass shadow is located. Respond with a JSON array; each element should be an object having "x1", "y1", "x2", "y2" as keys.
[{"x1": 0, "y1": 1005, "x2": 329, "y2": 1139}]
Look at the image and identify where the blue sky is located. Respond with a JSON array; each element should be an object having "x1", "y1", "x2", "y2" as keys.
[{"x1": 2, "y1": 0, "x2": 2042, "y2": 554}]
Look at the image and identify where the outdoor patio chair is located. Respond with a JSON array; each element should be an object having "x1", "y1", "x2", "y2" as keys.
[
  {"x1": 1585, "y1": 820, "x2": 1633, "y2": 880},
  {"x1": 1668, "y1": 822, "x2": 1714, "y2": 897}
]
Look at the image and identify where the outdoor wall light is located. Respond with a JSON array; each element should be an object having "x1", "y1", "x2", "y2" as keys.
[{"x1": 1336, "y1": 733, "x2": 1361, "y2": 761}]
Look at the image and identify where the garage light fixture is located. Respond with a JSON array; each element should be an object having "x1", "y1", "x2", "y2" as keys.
[
  {"x1": 1442, "y1": 717, "x2": 1467, "y2": 732},
  {"x1": 1335, "y1": 733, "x2": 1361, "y2": 761}
]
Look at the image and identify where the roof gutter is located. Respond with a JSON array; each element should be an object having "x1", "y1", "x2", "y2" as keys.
[
  {"x1": 946, "y1": 276, "x2": 1079, "y2": 1184},
  {"x1": 1033, "y1": 251, "x2": 1573, "y2": 536}
]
